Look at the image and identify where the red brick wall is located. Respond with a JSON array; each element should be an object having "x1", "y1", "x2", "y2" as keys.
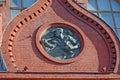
[
  {"x1": 2, "y1": 0, "x2": 11, "y2": 29},
  {"x1": 73, "y1": 0, "x2": 88, "y2": 8},
  {"x1": 0, "y1": 0, "x2": 120, "y2": 79},
  {"x1": 0, "y1": 13, "x2": 2, "y2": 46},
  {"x1": 116, "y1": 0, "x2": 120, "y2": 4},
  {"x1": 0, "y1": 0, "x2": 10, "y2": 46}
]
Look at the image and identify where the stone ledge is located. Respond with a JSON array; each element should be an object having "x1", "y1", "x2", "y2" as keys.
[{"x1": 0, "y1": 72, "x2": 120, "y2": 80}]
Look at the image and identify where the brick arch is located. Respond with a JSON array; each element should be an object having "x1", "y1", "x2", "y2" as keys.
[
  {"x1": 2, "y1": 0, "x2": 52, "y2": 72},
  {"x1": 1, "y1": 0, "x2": 120, "y2": 73},
  {"x1": 58, "y1": 0, "x2": 120, "y2": 73}
]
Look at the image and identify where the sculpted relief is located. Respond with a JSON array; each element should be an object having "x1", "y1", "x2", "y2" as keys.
[{"x1": 41, "y1": 27, "x2": 81, "y2": 60}]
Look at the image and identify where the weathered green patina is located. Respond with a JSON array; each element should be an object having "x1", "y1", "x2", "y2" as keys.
[{"x1": 41, "y1": 27, "x2": 81, "y2": 60}]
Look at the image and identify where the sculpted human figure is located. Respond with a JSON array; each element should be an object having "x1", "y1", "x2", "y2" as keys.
[{"x1": 41, "y1": 27, "x2": 81, "y2": 60}]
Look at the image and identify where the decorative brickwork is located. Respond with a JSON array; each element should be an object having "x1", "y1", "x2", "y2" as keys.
[
  {"x1": 0, "y1": 0, "x2": 120, "y2": 79},
  {"x1": 7, "y1": 0, "x2": 52, "y2": 71},
  {"x1": 58, "y1": 0, "x2": 118, "y2": 73}
]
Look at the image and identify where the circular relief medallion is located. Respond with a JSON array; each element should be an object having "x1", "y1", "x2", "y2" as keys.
[
  {"x1": 36, "y1": 23, "x2": 83, "y2": 63},
  {"x1": 41, "y1": 27, "x2": 81, "y2": 60}
]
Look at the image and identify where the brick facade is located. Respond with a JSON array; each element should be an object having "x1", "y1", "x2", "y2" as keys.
[
  {"x1": 117, "y1": 0, "x2": 120, "y2": 4},
  {"x1": 0, "y1": 0, "x2": 120, "y2": 79}
]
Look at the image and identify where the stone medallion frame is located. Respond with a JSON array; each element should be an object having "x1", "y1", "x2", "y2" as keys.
[{"x1": 35, "y1": 23, "x2": 84, "y2": 63}]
